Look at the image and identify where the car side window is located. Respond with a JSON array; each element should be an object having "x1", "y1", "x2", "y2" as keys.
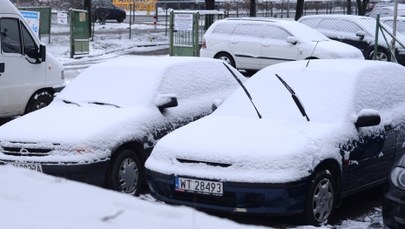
[
  {"x1": 318, "y1": 19, "x2": 363, "y2": 34},
  {"x1": 261, "y1": 25, "x2": 291, "y2": 40},
  {"x1": 233, "y1": 23, "x2": 262, "y2": 37},
  {"x1": 0, "y1": 18, "x2": 22, "y2": 54},
  {"x1": 212, "y1": 23, "x2": 236, "y2": 35},
  {"x1": 21, "y1": 23, "x2": 38, "y2": 59}
]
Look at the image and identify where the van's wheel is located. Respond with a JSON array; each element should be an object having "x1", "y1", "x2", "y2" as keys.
[
  {"x1": 106, "y1": 148, "x2": 143, "y2": 195},
  {"x1": 302, "y1": 170, "x2": 336, "y2": 226},
  {"x1": 25, "y1": 91, "x2": 53, "y2": 114},
  {"x1": 215, "y1": 52, "x2": 235, "y2": 68},
  {"x1": 368, "y1": 48, "x2": 390, "y2": 61}
]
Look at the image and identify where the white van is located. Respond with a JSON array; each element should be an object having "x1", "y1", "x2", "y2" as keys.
[
  {"x1": 0, "y1": 0, "x2": 65, "y2": 119},
  {"x1": 200, "y1": 18, "x2": 364, "y2": 72}
]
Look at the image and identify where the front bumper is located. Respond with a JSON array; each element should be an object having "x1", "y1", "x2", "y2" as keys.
[
  {"x1": 0, "y1": 159, "x2": 110, "y2": 187},
  {"x1": 146, "y1": 169, "x2": 309, "y2": 216},
  {"x1": 383, "y1": 185, "x2": 405, "y2": 229}
]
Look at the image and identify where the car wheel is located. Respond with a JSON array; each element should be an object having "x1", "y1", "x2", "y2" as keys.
[
  {"x1": 106, "y1": 148, "x2": 142, "y2": 195},
  {"x1": 368, "y1": 48, "x2": 390, "y2": 61},
  {"x1": 117, "y1": 17, "x2": 124, "y2": 23},
  {"x1": 214, "y1": 52, "x2": 236, "y2": 68},
  {"x1": 302, "y1": 170, "x2": 336, "y2": 226},
  {"x1": 25, "y1": 90, "x2": 53, "y2": 114}
]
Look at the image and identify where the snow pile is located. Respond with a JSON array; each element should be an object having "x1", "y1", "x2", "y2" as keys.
[{"x1": 0, "y1": 165, "x2": 264, "y2": 229}]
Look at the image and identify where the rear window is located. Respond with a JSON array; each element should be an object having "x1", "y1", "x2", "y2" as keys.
[{"x1": 300, "y1": 17, "x2": 322, "y2": 28}]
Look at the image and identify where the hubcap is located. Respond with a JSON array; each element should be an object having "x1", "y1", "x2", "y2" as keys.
[
  {"x1": 218, "y1": 56, "x2": 231, "y2": 65},
  {"x1": 118, "y1": 158, "x2": 139, "y2": 194},
  {"x1": 371, "y1": 51, "x2": 388, "y2": 61},
  {"x1": 312, "y1": 178, "x2": 334, "y2": 223}
]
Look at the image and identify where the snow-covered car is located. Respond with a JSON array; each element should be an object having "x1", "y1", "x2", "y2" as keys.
[
  {"x1": 0, "y1": 56, "x2": 244, "y2": 195},
  {"x1": 367, "y1": 3, "x2": 405, "y2": 18},
  {"x1": 145, "y1": 59, "x2": 405, "y2": 225},
  {"x1": 383, "y1": 153, "x2": 405, "y2": 229},
  {"x1": 380, "y1": 16, "x2": 405, "y2": 34},
  {"x1": 200, "y1": 17, "x2": 364, "y2": 73},
  {"x1": 299, "y1": 14, "x2": 405, "y2": 65}
]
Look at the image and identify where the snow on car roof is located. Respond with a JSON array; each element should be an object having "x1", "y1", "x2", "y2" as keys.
[
  {"x1": 300, "y1": 14, "x2": 379, "y2": 34},
  {"x1": 219, "y1": 17, "x2": 329, "y2": 42},
  {"x1": 215, "y1": 59, "x2": 405, "y2": 123},
  {"x1": 58, "y1": 56, "x2": 229, "y2": 107}
]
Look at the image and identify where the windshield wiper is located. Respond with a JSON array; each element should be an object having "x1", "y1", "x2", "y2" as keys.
[
  {"x1": 223, "y1": 63, "x2": 262, "y2": 119},
  {"x1": 275, "y1": 74, "x2": 310, "y2": 122},
  {"x1": 88, "y1": 101, "x2": 120, "y2": 108},
  {"x1": 62, "y1": 99, "x2": 80, "y2": 107}
]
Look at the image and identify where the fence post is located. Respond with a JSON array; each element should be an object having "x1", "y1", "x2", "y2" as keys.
[{"x1": 373, "y1": 14, "x2": 380, "y2": 60}]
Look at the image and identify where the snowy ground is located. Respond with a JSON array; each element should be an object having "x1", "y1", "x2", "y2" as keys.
[{"x1": 0, "y1": 20, "x2": 385, "y2": 229}]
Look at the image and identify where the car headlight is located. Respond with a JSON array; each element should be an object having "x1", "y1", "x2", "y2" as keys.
[{"x1": 391, "y1": 167, "x2": 405, "y2": 190}]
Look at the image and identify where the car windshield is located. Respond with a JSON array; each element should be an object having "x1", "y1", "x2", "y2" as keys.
[
  {"x1": 214, "y1": 60, "x2": 358, "y2": 123},
  {"x1": 383, "y1": 19, "x2": 405, "y2": 33},
  {"x1": 282, "y1": 20, "x2": 330, "y2": 42},
  {"x1": 57, "y1": 57, "x2": 164, "y2": 108}
]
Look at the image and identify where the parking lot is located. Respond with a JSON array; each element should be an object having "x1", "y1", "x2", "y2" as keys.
[{"x1": 3, "y1": 3, "x2": 405, "y2": 227}]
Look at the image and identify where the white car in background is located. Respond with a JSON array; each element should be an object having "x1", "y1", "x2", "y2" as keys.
[
  {"x1": 200, "y1": 17, "x2": 364, "y2": 73},
  {"x1": 367, "y1": 3, "x2": 405, "y2": 18},
  {"x1": 0, "y1": 56, "x2": 244, "y2": 195}
]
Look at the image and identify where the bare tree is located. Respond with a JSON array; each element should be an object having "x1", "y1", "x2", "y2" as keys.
[
  {"x1": 295, "y1": 0, "x2": 304, "y2": 20},
  {"x1": 347, "y1": 0, "x2": 352, "y2": 14},
  {"x1": 250, "y1": 0, "x2": 256, "y2": 17},
  {"x1": 356, "y1": 0, "x2": 369, "y2": 15}
]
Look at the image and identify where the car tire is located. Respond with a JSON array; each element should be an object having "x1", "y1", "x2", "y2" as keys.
[
  {"x1": 214, "y1": 52, "x2": 236, "y2": 68},
  {"x1": 25, "y1": 90, "x2": 53, "y2": 114},
  {"x1": 368, "y1": 47, "x2": 390, "y2": 61},
  {"x1": 106, "y1": 148, "x2": 143, "y2": 195},
  {"x1": 117, "y1": 17, "x2": 124, "y2": 23},
  {"x1": 302, "y1": 170, "x2": 336, "y2": 226}
]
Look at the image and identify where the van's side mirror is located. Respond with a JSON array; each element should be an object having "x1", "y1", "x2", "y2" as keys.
[
  {"x1": 355, "y1": 109, "x2": 381, "y2": 128},
  {"x1": 39, "y1": 44, "x2": 46, "y2": 62},
  {"x1": 154, "y1": 94, "x2": 178, "y2": 110},
  {"x1": 287, "y1": 36, "x2": 297, "y2": 45}
]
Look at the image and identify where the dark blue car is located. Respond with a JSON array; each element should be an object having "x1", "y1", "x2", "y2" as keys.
[
  {"x1": 92, "y1": 0, "x2": 126, "y2": 23},
  {"x1": 145, "y1": 59, "x2": 405, "y2": 226},
  {"x1": 383, "y1": 153, "x2": 405, "y2": 228}
]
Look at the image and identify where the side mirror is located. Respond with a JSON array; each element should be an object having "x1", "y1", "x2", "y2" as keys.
[
  {"x1": 355, "y1": 109, "x2": 381, "y2": 128},
  {"x1": 356, "y1": 31, "x2": 365, "y2": 40},
  {"x1": 39, "y1": 44, "x2": 46, "y2": 62},
  {"x1": 286, "y1": 36, "x2": 297, "y2": 45},
  {"x1": 154, "y1": 94, "x2": 178, "y2": 110}
]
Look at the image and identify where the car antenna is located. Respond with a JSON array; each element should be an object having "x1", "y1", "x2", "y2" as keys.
[
  {"x1": 306, "y1": 41, "x2": 319, "y2": 67},
  {"x1": 223, "y1": 63, "x2": 262, "y2": 119},
  {"x1": 275, "y1": 74, "x2": 310, "y2": 121}
]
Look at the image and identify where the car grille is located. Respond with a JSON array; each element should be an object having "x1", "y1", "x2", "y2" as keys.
[
  {"x1": 176, "y1": 158, "x2": 232, "y2": 167},
  {"x1": 1, "y1": 142, "x2": 58, "y2": 156}
]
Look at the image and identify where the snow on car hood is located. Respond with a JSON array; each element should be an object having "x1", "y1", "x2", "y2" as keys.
[
  {"x1": 146, "y1": 115, "x2": 352, "y2": 183},
  {"x1": 313, "y1": 40, "x2": 364, "y2": 59},
  {"x1": 0, "y1": 102, "x2": 157, "y2": 152}
]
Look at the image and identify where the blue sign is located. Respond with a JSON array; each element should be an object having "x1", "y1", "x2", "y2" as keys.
[{"x1": 20, "y1": 11, "x2": 40, "y2": 37}]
